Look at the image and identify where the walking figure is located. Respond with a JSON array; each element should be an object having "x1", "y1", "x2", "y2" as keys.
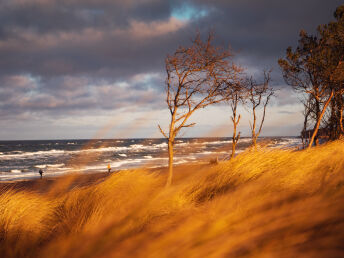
[
  {"x1": 39, "y1": 169, "x2": 43, "y2": 179},
  {"x1": 107, "y1": 163, "x2": 111, "y2": 173}
]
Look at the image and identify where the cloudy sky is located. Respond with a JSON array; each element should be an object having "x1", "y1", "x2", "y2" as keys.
[{"x1": 0, "y1": 0, "x2": 342, "y2": 140}]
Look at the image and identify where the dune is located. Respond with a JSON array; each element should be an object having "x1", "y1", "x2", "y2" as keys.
[{"x1": 0, "y1": 140, "x2": 344, "y2": 257}]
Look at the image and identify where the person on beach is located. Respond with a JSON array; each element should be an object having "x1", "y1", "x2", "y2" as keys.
[
  {"x1": 39, "y1": 169, "x2": 43, "y2": 179},
  {"x1": 107, "y1": 163, "x2": 111, "y2": 173}
]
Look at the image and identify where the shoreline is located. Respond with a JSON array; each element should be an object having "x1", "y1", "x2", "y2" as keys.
[
  {"x1": 0, "y1": 137, "x2": 300, "y2": 178},
  {"x1": 0, "y1": 137, "x2": 302, "y2": 189},
  {"x1": 0, "y1": 162, "x2": 212, "y2": 193},
  {"x1": 0, "y1": 171, "x2": 116, "y2": 193}
]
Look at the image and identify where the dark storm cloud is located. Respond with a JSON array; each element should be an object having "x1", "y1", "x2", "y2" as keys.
[
  {"x1": 0, "y1": 0, "x2": 196, "y2": 86},
  {"x1": 184, "y1": 0, "x2": 342, "y2": 108},
  {"x1": 0, "y1": 0, "x2": 172, "y2": 33},
  {"x1": 0, "y1": 0, "x2": 342, "y2": 124},
  {"x1": 190, "y1": 0, "x2": 342, "y2": 72},
  {"x1": 0, "y1": 0, "x2": 187, "y2": 78},
  {"x1": 0, "y1": 0, "x2": 341, "y2": 77}
]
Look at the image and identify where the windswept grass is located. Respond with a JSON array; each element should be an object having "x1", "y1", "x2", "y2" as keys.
[{"x1": 1, "y1": 140, "x2": 344, "y2": 257}]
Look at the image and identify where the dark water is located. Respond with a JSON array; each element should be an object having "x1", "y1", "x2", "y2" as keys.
[{"x1": 0, "y1": 137, "x2": 301, "y2": 181}]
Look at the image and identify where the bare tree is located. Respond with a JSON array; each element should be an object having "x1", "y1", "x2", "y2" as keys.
[
  {"x1": 158, "y1": 32, "x2": 240, "y2": 187},
  {"x1": 246, "y1": 71, "x2": 274, "y2": 148},
  {"x1": 224, "y1": 80, "x2": 246, "y2": 159},
  {"x1": 230, "y1": 90, "x2": 241, "y2": 159}
]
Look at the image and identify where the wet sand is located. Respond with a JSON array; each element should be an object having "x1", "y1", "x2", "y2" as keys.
[{"x1": 0, "y1": 172, "x2": 112, "y2": 193}]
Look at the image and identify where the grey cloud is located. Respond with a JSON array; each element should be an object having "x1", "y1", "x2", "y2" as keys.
[
  {"x1": 196, "y1": 1, "x2": 341, "y2": 62},
  {"x1": 0, "y1": 0, "x2": 343, "y2": 139},
  {"x1": 0, "y1": 0, "x2": 173, "y2": 33},
  {"x1": 0, "y1": 0, "x2": 341, "y2": 80},
  {"x1": 0, "y1": 19, "x2": 190, "y2": 78},
  {"x1": 0, "y1": 74, "x2": 165, "y2": 121}
]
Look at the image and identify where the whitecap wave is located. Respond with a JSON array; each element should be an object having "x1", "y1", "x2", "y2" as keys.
[
  {"x1": 0, "y1": 141, "x2": 173, "y2": 161},
  {"x1": 10, "y1": 169, "x2": 21, "y2": 173},
  {"x1": 0, "y1": 149, "x2": 65, "y2": 159},
  {"x1": 267, "y1": 138, "x2": 302, "y2": 149},
  {"x1": 201, "y1": 140, "x2": 231, "y2": 145},
  {"x1": 35, "y1": 163, "x2": 65, "y2": 169}
]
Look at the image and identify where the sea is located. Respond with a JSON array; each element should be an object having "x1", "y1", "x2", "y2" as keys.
[{"x1": 0, "y1": 137, "x2": 301, "y2": 181}]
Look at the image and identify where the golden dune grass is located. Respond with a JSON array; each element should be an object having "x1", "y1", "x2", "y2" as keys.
[{"x1": 1, "y1": 140, "x2": 344, "y2": 257}]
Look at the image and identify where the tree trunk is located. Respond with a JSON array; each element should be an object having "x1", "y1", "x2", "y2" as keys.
[
  {"x1": 339, "y1": 106, "x2": 344, "y2": 136},
  {"x1": 251, "y1": 106, "x2": 257, "y2": 148},
  {"x1": 314, "y1": 99, "x2": 321, "y2": 146},
  {"x1": 231, "y1": 125, "x2": 236, "y2": 159},
  {"x1": 308, "y1": 90, "x2": 334, "y2": 149},
  {"x1": 252, "y1": 136, "x2": 257, "y2": 148},
  {"x1": 231, "y1": 142, "x2": 236, "y2": 159},
  {"x1": 231, "y1": 103, "x2": 240, "y2": 159},
  {"x1": 166, "y1": 139, "x2": 174, "y2": 187}
]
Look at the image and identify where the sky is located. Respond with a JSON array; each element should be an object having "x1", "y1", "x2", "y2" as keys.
[{"x1": 0, "y1": 0, "x2": 342, "y2": 140}]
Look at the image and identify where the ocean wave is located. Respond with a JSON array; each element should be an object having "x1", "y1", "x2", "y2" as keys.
[
  {"x1": 10, "y1": 169, "x2": 22, "y2": 173},
  {"x1": 48, "y1": 163, "x2": 65, "y2": 168},
  {"x1": 201, "y1": 140, "x2": 231, "y2": 145},
  {"x1": 239, "y1": 138, "x2": 253, "y2": 143},
  {"x1": 35, "y1": 163, "x2": 65, "y2": 169},
  {"x1": 130, "y1": 144, "x2": 145, "y2": 149},
  {"x1": 0, "y1": 140, "x2": 230, "y2": 162},
  {"x1": 0, "y1": 141, "x2": 212, "y2": 160},
  {"x1": 0, "y1": 149, "x2": 66, "y2": 159},
  {"x1": 267, "y1": 138, "x2": 302, "y2": 149},
  {"x1": 152, "y1": 142, "x2": 168, "y2": 148},
  {"x1": 82, "y1": 156, "x2": 171, "y2": 171},
  {"x1": 0, "y1": 146, "x2": 123, "y2": 159}
]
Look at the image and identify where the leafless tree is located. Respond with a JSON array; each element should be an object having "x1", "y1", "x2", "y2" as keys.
[
  {"x1": 158, "y1": 32, "x2": 240, "y2": 186},
  {"x1": 224, "y1": 80, "x2": 246, "y2": 159},
  {"x1": 246, "y1": 71, "x2": 274, "y2": 148}
]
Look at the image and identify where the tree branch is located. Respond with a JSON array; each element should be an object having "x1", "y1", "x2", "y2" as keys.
[{"x1": 158, "y1": 124, "x2": 168, "y2": 139}]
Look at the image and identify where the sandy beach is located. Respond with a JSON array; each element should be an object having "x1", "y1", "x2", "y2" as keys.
[
  {"x1": 0, "y1": 172, "x2": 111, "y2": 193},
  {"x1": 0, "y1": 162, "x2": 207, "y2": 194}
]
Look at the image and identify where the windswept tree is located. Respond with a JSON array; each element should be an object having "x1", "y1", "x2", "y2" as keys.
[
  {"x1": 279, "y1": 5, "x2": 344, "y2": 148},
  {"x1": 224, "y1": 79, "x2": 246, "y2": 159},
  {"x1": 279, "y1": 31, "x2": 335, "y2": 149},
  {"x1": 321, "y1": 6, "x2": 344, "y2": 139},
  {"x1": 246, "y1": 71, "x2": 274, "y2": 148},
  {"x1": 158, "y1": 32, "x2": 240, "y2": 186}
]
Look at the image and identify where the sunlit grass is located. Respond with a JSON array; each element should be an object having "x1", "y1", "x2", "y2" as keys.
[{"x1": 1, "y1": 140, "x2": 344, "y2": 257}]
